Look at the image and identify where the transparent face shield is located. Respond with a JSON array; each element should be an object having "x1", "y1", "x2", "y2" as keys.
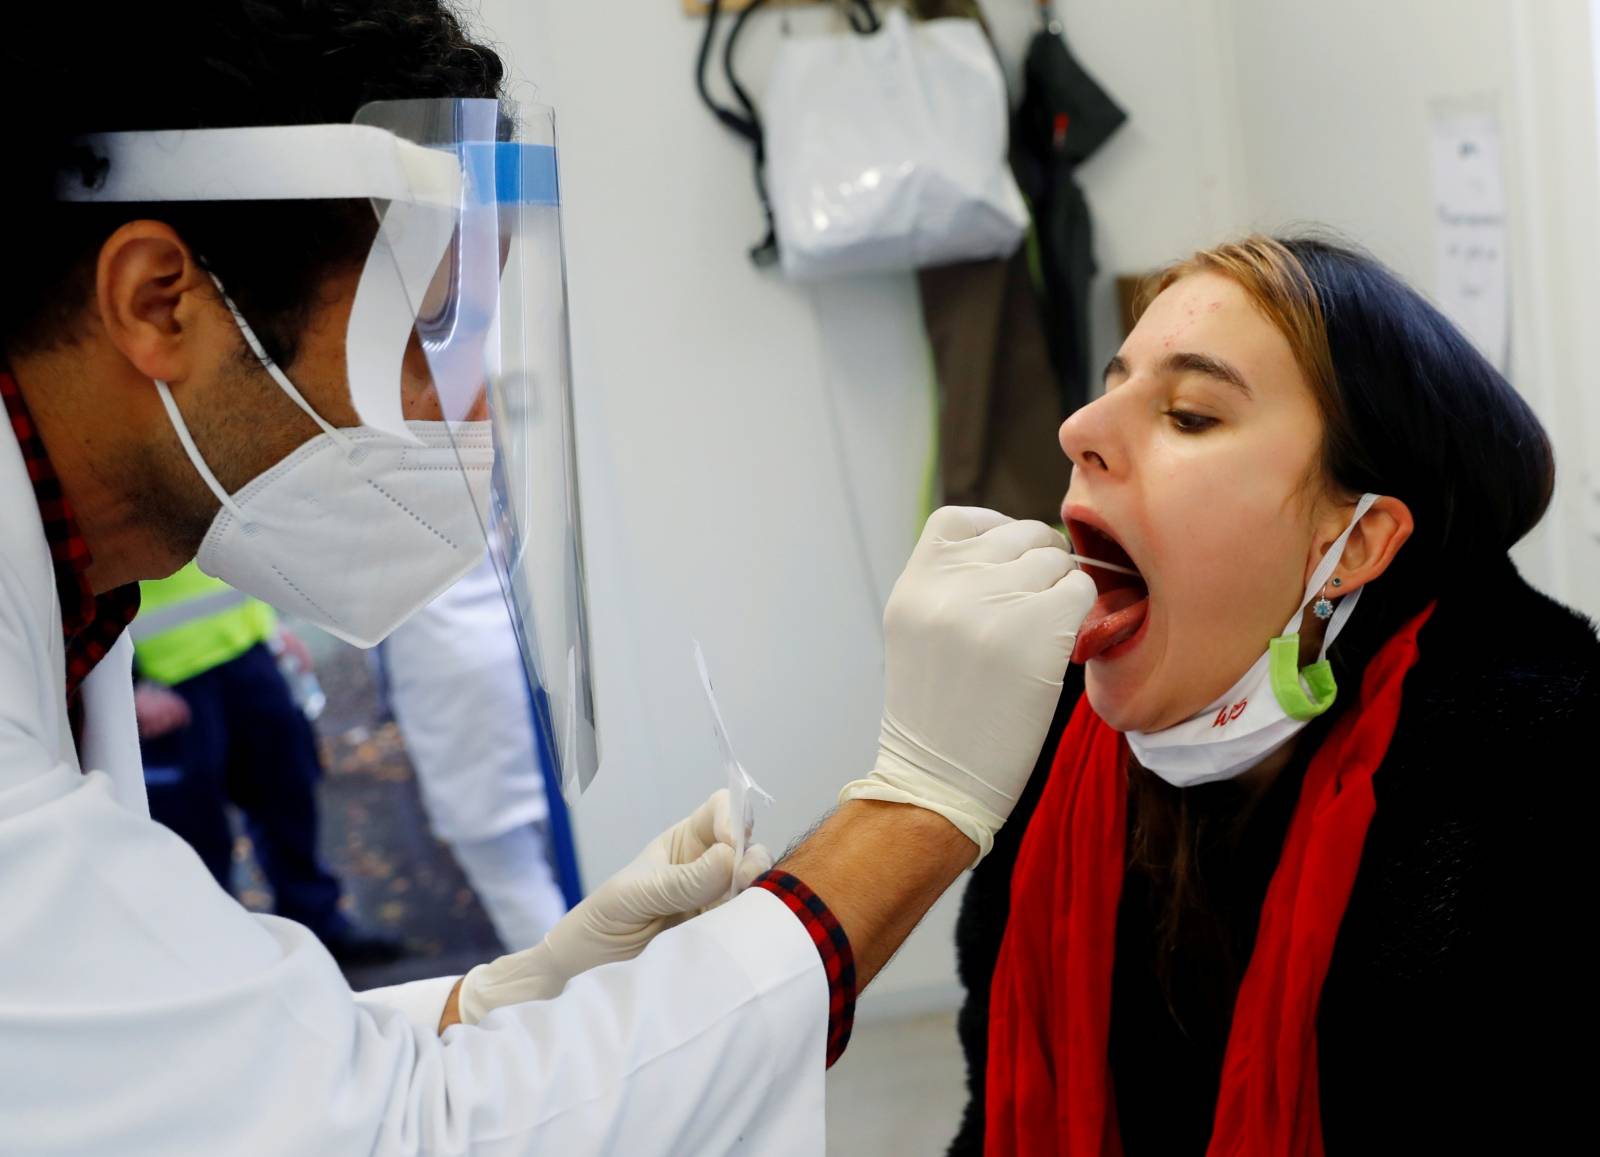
[
  {"x1": 58, "y1": 98, "x2": 600, "y2": 798},
  {"x1": 349, "y1": 98, "x2": 597, "y2": 799}
]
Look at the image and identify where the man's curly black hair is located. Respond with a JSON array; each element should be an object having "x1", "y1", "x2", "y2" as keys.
[{"x1": 3, "y1": 1, "x2": 506, "y2": 366}]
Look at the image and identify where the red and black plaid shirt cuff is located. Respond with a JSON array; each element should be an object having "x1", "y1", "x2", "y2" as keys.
[{"x1": 752, "y1": 869, "x2": 857, "y2": 1068}]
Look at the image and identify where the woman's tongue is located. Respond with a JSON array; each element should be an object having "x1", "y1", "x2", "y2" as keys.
[{"x1": 1073, "y1": 585, "x2": 1150, "y2": 664}]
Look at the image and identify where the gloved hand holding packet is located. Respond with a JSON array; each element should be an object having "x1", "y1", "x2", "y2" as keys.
[{"x1": 694, "y1": 640, "x2": 775, "y2": 899}]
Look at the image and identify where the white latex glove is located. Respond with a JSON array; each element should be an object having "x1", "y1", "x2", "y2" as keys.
[
  {"x1": 457, "y1": 789, "x2": 772, "y2": 1024},
  {"x1": 840, "y1": 507, "x2": 1098, "y2": 864}
]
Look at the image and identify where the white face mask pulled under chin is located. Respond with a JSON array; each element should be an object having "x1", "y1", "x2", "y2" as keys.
[
  {"x1": 158, "y1": 283, "x2": 493, "y2": 649},
  {"x1": 1124, "y1": 492, "x2": 1382, "y2": 788}
]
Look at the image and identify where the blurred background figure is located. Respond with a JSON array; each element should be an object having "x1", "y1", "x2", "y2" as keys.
[
  {"x1": 132, "y1": 563, "x2": 404, "y2": 967},
  {"x1": 378, "y1": 553, "x2": 573, "y2": 952}
]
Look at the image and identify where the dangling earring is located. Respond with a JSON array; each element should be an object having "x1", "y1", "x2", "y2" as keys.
[{"x1": 1313, "y1": 576, "x2": 1343, "y2": 621}]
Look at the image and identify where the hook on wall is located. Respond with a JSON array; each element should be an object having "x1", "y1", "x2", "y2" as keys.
[{"x1": 682, "y1": 0, "x2": 822, "y2": 14}]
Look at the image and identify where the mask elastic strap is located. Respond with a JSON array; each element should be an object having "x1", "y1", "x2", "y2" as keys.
[
  {"x1": 1284, "y1": 492, "x2": 1381, "y2": 637},
  {"x1": 208, "y1": 274, "x2": 355, "y2": 454},
  {"x1": 1270, "y1": 492, "x2": 1382, "y2": 719},
  {"x1": 154, "y1": 379, "x2": 245, "y2": 523},
  {"x1": 1315, "y1": 583, "x2": 1363, "y2": 662}
]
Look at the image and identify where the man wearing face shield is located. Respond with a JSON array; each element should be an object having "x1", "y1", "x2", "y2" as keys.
[{"x1": 0, "y1": 4, "x2": 1099, "y2": 1153}]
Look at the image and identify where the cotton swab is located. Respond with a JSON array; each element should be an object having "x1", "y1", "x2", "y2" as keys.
[{"x1": 1064, "y1": 553, "x2": 1140, "y2": 577}]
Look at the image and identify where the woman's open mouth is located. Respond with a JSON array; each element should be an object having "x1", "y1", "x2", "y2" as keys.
[{"x1": 1066, "y1": 517, "x2": 1151, "y2": 664}]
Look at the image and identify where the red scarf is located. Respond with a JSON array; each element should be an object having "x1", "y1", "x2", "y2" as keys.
[{"x1": 985, "y1": 604, "x2": 1435, "y2": 1156}]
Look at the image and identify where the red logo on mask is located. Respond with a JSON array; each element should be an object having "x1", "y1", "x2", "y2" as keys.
[{"x1": 1213, "y1": 699, "x2": 1248, "y2": 727}]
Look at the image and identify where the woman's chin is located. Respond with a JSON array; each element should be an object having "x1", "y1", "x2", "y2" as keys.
[
  {"x1": 1082, "y1": 623, "x2": 1166, "y2": 732},
  {"x1": 1083, "y1": 670, "x2": 1157, "y2": 734}
]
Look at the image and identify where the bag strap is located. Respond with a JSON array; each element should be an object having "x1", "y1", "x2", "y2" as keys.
[
  {"x1": 695, "y1": 0, "x2": 777, "y2": 267},
  {"x1": 845, "y1": 1, "x2": 882, "y2": 33},
  {"x1": 695, "y1": 0, "x2": 882, "y2": 269}
]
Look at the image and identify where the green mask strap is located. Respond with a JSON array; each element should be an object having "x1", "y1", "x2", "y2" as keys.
[{"x1": 1269, "y1": 634, "x2": 1338, "y2": 722}]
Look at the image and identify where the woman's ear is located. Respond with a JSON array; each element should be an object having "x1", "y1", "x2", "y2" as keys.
[{"x1": 1306, "y1": 495, "x2": 1414, "y2": 595}]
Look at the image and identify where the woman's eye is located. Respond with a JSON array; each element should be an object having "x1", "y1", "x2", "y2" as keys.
[{"x1": 1166, "y1": 409, "x2": 1219, "y2": 434}]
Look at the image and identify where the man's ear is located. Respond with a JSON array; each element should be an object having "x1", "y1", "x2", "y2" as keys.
[{"x1": 94, "y1": 220, "x2": 217, "y2": 385}]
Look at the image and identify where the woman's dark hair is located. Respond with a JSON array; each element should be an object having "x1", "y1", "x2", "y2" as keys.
[
  {"x1": 1126, "y1": 234, "x2": 1555, "y2": 1010},
  {"x1": 4, "y1": 2, "x2": 505, "y2": 367}
]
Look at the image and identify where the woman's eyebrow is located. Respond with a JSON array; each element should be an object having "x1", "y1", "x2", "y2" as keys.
[
  {"x1": 1101, "y1": 351, "x2": 1253, "y2": 399},
  {"x1": 1161, "y1": 350, "x2": 1253, "y2": 398}
]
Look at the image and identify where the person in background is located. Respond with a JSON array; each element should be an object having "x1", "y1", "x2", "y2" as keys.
[
  {"x1": 134, "y1": 562, "x2": 403, "y2": 966},
  {"x1": 378, "y1": 552, "x2": 570, "y2": 951}
]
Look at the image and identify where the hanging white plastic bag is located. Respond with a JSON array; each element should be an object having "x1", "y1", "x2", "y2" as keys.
[
  {"x1": 763, "y1": 8, "x2": 1028, "y2": 281},
  {"x1": 693, "y1": 641, "x2": 774, "y2": 898}
]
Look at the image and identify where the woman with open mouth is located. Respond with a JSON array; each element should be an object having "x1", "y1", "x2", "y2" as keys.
[{"x1": 948, "y1": 235, "x2": 1597, "y2": 1155}]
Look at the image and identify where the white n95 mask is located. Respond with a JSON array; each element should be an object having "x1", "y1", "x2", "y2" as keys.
[
  {"x1": 1125, "y1": 492, "x2": 1381, "y2": 788},
  {"x1": 155, "y1": 280, "x2": 493, "y2": 648}
]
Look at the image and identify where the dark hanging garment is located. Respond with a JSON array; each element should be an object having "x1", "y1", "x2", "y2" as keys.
[
  {"x1": 915, "y1": 6, "x2": 1124, "y2": 521},
  {"x1": 919, "y1": 250, "x2": 1071, "y2": 525},
  {"x1": 1011, "y1": 27, "x2": 1127, "y2": 414}
]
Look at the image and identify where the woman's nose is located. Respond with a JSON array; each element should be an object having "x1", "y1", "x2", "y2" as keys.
[{"x1": 1059, "y1": 394, "x2": 1120, "y2": 476}]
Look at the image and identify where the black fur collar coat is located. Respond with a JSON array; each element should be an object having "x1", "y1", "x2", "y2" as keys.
[{"x1": 949, "y1": 557, "x2": 1598, "y2": 1155}]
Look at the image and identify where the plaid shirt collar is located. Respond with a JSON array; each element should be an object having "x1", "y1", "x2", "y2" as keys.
[{"x1": 1, "y1": 370, "x2": 140, "y2": 699}]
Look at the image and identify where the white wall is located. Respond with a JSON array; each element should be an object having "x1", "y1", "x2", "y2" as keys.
[
  {"x1": 472, "y1": 0, "x2": 1244, "y2": 1010},
  {"x1": 478, "y1": 0, "x2": 944, "y2": 1008},
  {"x1": 1220, "y1": 0, "x2": 1600, "y2": 619},
  {"x1": 470, "y1": 0, "x2": 1600, "y2": 1015}
]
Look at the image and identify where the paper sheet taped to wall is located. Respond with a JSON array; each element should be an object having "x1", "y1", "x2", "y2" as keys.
[{"x1": 1429, "y1": 102, "x2": 1510, "y2": 374}]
